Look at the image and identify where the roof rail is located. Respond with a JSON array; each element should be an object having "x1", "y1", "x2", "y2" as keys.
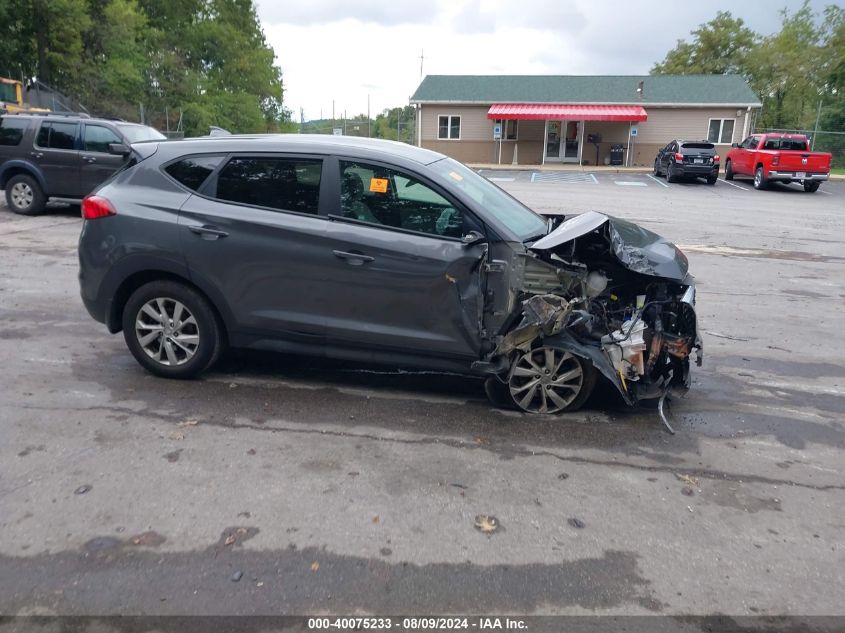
[{"x1": 8, "y1": 111, "x2": 91, "y2": 119}]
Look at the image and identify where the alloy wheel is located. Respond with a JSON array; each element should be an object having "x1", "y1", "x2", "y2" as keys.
[
  {"x1": 508, "y1": 347, "x2": 584, "y2": 414},
  {"x1": 135, "y1": 297, "x2": 200, "y2": 366}
]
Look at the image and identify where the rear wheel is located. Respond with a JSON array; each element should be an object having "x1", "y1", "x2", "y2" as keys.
[
  {"x1": 5, "y1": 174, "x2": 46, "y2": 216},
  {"x1": 803, "y1": 181, "x2": 820, "y2": 193},
  {"x1": 706, "y1": 175, "x2": 717, "y2": 185},
  {"x1": 653, "y1": 159, "x2": 661, "y2": 177},
  {"x1": 725, "y1": 160, "x2": 734, "y2": 180},
  {"x1": 507, "y1": 346, "x2": 596, "y2": 414},
  {"x1": 753, "y1": 166, "x2": 767, "y2": 190},
  {"x1": 666, "y1": 163, "x2": 678, "y2": 183},
  {"x1": 122, "y1": 280, "x2": 222, "y2": 379}
]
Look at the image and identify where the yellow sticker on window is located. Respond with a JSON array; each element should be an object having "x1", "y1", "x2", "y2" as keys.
[
  {"x1": 448, "y1": 171, "x2": 464, "y2": 181},
  {"x1": 369, "y1": 177, "x2": 388, "y2": 193}
]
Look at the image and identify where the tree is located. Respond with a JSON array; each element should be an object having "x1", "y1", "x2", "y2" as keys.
[{"x1": 651, "y1": 11, "x2": 757, "y2": 76}]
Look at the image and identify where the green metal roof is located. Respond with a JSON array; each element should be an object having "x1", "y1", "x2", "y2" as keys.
[{"x1": 411, "y1": 75, "x2": 760, "y2": 106}]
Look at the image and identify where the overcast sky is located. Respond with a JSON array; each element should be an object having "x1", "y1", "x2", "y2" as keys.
[{"x1": 255, "y1": 0, "x2": 829, "y2": 121}]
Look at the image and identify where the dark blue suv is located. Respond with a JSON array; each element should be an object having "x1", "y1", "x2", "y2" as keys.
[{"x1": 0, "y1": 113, "x2": 165, "y2": 215}]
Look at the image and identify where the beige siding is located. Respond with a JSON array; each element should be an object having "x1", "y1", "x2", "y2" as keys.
[
  {"x1": 418, "y1": 104, "x2": 755, "y2": 166},
  {"x1": 420, "y1": 105, "x2": 492, "y2": 142}
]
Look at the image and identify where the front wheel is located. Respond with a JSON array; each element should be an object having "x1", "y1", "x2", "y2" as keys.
[
  {"x1": 753, "y1": 166, "x2": 767, "y2": 190},
  {"x1": 803, "y1": 181, "x2": 820, "y2": 193},
  {"x1": 653, "y1": 159, "x2": 661, "y2": 177},
  {"x1": 725, "y1": 160, "x2": 734, "y2": 180},
  {"x1": 122, "y1": 280, "x2": 223, "y2": 379},
  {"x1": 706, "y1": 175, "x2": 717, "y2": 185},
  {"x1": 507, "y1": 347, "x2": 596, "y2": 414}
]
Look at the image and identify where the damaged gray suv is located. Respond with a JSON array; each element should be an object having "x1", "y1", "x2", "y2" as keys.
[{"x1": 78, "y1": 135, "x2": 702, "y2": 415}]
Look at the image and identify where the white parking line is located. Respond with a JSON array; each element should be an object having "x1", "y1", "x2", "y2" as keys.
[
  {"x1": 614, "y1": 181, "x2": 647, "y2": 187},
  {"x1": 487, "y1": 177, "x2": 515, "y2": 182},
  {"x1": 818, "y1": 189, "x2": 832, "y2": 195},
  {"x1": 718, "y1": 178, "x2": 750, "y2": 191},
  {"x1": 645, "y1": 174, "x2": 669, "y2": 188}
]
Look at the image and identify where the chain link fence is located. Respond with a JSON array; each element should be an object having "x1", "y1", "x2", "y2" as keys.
[{"x1": 753, "y1": 128, "x2": 845, "y2": 169}]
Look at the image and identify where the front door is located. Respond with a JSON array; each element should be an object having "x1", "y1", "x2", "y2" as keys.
[
  {"x1": 79, "y1": 123, "x2": 128, "y2": 196},
  {"x1": 321, "y1": 158, "x2": 487, "y2": 360},
  {"x1": 545, "y1": 120, "x2": 581, "y2": 163}
]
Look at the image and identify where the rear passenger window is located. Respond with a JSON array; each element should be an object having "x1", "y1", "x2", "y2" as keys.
[
  {"x1": 165, "y1": 155, "x2": 224, "y2": 191},
  {"x1": 213, "y1": 157, "x2": 322, "y2": 214},
  {"x1": 0, "y1": 117, "x2": 28, "y2": 146},
  {"x1": 35, "y1": 122, "x2": 77, "y2": 150}
]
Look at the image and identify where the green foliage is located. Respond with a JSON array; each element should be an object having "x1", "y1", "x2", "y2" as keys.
[
  {"x1": 3, "y1": 0, "x2": 291, "y2": 135},
  {"x1": 652, "y1": 2, "x2": 845, "y2": 134},
  {"x1": 651, "y1": 11, "x2": 757, "y2": 75}
]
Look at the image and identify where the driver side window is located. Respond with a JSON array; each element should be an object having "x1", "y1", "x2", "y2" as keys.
[{"x1": 339, "y1": 160, "x2": 464, "y2": 238}]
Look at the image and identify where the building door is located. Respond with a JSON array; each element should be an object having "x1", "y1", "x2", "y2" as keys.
[{"x1": 545, "y1": 120, "x2": 582, "y2": 163}]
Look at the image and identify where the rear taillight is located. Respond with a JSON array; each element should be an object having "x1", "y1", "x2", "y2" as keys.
[
  {"x1": 675, "y1": 152, "x2": 684, "y2": 162},
  {"x1": 82, "y1": 195, "x2": 116, "y2": 219},
  {"x1": 713, "y1": 154, "x2": 720, "y2": 163}
]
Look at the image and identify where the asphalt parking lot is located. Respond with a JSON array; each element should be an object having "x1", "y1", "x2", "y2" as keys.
[{"x1": 1, "y1": 172, "x2": 843, "y2": 619}]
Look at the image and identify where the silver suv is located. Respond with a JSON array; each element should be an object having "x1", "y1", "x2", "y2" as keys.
[{"x1": 78, "y1": 135, "x2": 701, "y2": 414}]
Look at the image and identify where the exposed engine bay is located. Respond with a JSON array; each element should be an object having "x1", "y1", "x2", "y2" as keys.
[{"x1": 485, "y1": 211, "x2": 702, "y2": 427}]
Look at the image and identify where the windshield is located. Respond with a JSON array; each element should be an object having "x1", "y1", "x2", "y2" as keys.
[
  {"x1": 0, "y1": 83, "x2": 17, "y2": 103},
  {"x1": 117, "y1": 124, "x2": 166, "y2": 143},
  {"x1": 429, "y1": 158, "x2": 547, "y2": 241}
]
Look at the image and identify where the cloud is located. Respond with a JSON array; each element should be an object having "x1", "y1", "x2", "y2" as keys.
[
  {"x1": 451, "y1": 0, "x2": 497, "y2": 35},
  {"x1": 256, "y1": 0, "x2": 439, "y2": 26}
]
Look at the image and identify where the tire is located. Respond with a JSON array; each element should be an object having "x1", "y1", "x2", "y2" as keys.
[
  {"x1": 666, "y1": 163, "x2": 678, "y2": 183},
  {"x1": 725, "y1": 160, "x2": 734, "y2": 181},
  {"x1": 121, "y1": 280, "x2": 222, "y2": 379},
  {"x1": 5, "y1": 174, "x2": 46, "y2": 215},
  {"x1": 803, "y1": 181, "x2": 820, "y2": 193},
  {"x1": 653, "y1": 159, "x2": 661, "y2": 177},
  {"x1": 753, "y1": 165, "x2": 767, "y2": 190},
  {"x1": 506, "y1": 346, "x2": 597, "y2": 414},
  {"x1": 706, "y1": 175, "x2": 717, "y2": 185}
]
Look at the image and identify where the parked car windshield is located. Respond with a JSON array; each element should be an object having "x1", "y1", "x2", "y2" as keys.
[
  {"x1": 116, "y1": 123, "x2": 166, "y2": 143},
  {"x1": 429, "y1": 158, "x2": 547, "y2": 241}
]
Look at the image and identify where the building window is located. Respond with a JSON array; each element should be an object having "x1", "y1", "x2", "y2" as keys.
[
  {"x1": 438, "y1": 115, "x2": 461, "y2": 140},
  {"x1": 707, "y1": 119, "x2": 735, "y2": 144},
  {"x1": 495, "y1": 119, "x2": 518, "y2": 140}
]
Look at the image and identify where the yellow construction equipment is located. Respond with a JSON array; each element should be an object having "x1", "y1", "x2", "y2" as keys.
[{"x1": 0, "y1": 77, "x2": 50, "y2": 114}]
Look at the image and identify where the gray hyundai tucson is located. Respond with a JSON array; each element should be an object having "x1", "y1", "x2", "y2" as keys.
[{"x1": 78, "y1": 135, "x2": 702, "y2": 415}]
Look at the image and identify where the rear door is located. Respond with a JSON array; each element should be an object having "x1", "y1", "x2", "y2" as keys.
[
  {"x1": 79, "y1": 123, "x2": 128, "y2": 195},
  {"x1": 321, "y1": 157, "x2": 487, "y2": 360},
  {"x1": 177, "y1": 153, "x2": 332, "y2": 342},
  {"x1": 32, "y1": 120, "x2": 81, "y2": 196}
]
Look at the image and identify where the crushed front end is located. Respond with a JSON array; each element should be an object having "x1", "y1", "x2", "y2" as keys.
[{"x1": 483, "y1": 211, "x2": 702, "y2": 415}]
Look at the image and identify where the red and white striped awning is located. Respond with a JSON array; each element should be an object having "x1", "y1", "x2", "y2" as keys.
[{"x1": 487, "y1": 104, "x2": 648, "y2": 121}]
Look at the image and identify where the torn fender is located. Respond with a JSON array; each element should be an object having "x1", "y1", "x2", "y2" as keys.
[{"x1": 541, "y1": 331, "x2": 635, "y2": 406}]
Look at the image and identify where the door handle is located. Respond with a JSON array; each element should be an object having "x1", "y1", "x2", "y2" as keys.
[
  {"x1": 82, "y1": 155, "x2": 97, "y2": 163},
  {"x1": 333, "y1": 250, "x2": 374, "y2": 265},
  {"x1": 188, "y1": 225, "x2": 229, "y2": 239},
  {"x1": 30, "y1": 151, "x2": 43, "y2": 159}
]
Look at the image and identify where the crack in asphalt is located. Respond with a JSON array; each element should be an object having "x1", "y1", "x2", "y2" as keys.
[{"x1": 13, "y1": 403, "x2": 844, "y2": 493}]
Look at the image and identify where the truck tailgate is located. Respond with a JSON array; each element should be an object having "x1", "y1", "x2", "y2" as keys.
[{"x1": 774, "y1": 151, "x2": 829, "y2": 172}]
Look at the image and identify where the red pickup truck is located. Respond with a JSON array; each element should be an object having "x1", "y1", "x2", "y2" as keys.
[{"x1": 724, "y1": 133, "x2": 832, "y2": 192}]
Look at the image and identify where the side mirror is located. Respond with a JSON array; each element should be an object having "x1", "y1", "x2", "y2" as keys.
[
  {"x1": 109, "y1": 143, "x2": 130, "y2": 156},
  {"x1": 461, "y1": 230, "x2": 485, "y2": 246},
  {"x1": 731, "y1": 142, "x2": 740, "y2": 148}
]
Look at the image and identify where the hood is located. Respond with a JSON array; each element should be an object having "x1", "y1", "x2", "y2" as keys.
[{"x1": 530, "y1": 211, "x2": 689, "y2": 281}]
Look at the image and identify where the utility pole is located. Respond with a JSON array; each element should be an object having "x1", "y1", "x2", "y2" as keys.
[
  {"x1": 367, "y1": 94, "x2": 371, "y2": 138},
  {"x1": 812, "y1": 99, "x2": 822, "y2": 150},
  {"x1": 419, "y1": 49, "x2": 424, "y2": 81}
]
